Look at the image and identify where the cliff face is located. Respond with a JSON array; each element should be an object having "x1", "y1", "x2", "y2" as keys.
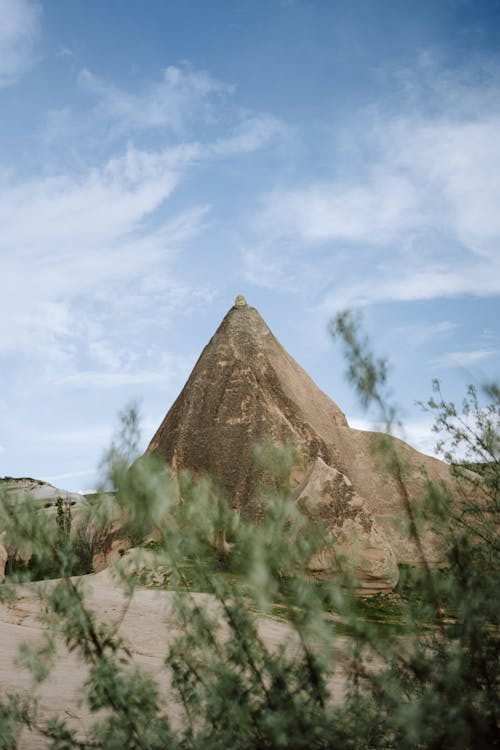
[{"x1": 147, "y1": 298, "x2": 452, "y2": 590}]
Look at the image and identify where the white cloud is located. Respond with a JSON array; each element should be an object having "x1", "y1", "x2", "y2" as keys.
[
  {"x1": 41, "y1": 468, "x2": 97, "y2": 486},
  {"x1": 78, "y1": 64, "x2": 233, "y2": 136},
  {"x1": 431, "y1": 349, "x2": 498, "y2": 369},
  {"x1": 260, "y1": 174, "x2": 419, "y2": 245},
  {"x1": 42, "y1": 64, "x2": 284, "y2": 164},
  {"x1": 0, "y1": 150, "x2": 180, "y2": 255},
  {"x1": 0, "y1": 144, "x2": 207, "y2": 359},
  {"x1": 318, "y1": 264, "x2": 500, "y2": 312},
  {"x1": 52, "y1": 371, "x2": 167, "y2": 388},
  {"x1": 349, "y1": 415, "x2": 443, "y2": 458},
  {"x1": 210, "y1": 114, "x2": 285, "y2": 156},
  {"x1": 382, "y1": 115, "x2": 500, "y2": 262},
  {"x1": 249, "y1": 57, "x2": 500, "y2": 307},
  {"x1": 394, "y1": 320, "x2": 458, "y2": 346},
  {"x1": 242, "y1": 239, "x2": 326, "y2": 294},
  {"x1": 0, "y1": 0, "x2": 40, "y2": 87},
  {"x1": 44, "y1": 429, "x2": 113, "y2": 444},
  {"x1": 1, "y1": 53, "x2": 283, "y2": 366}
]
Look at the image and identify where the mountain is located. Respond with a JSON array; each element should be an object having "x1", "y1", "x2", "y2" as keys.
[
  {"x1": 0, "y1": 477, "x2": 85, "y2": 509},
  {"x1": 0, "y1": 478, "x2": 87, "y2": 580},
  {"x1": 147, "y1": 297, "x2": 452, "y2": 590}
]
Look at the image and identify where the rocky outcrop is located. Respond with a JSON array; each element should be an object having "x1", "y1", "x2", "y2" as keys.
[
  {"x1": 0, "y1": 477, "x2": 85, "y2": 510},
  {"x1": 0, "y1": 478, "x2": 87, "y2": 569},
  {"x1": 146, "y1": 298, "x2": 454, "y2": 590},
  {"x1": 92, "y1": 530, "x2": 131, "y2": 573},
  {"x1": 295, "y1": 458, "x2": 398, "y2": 592}
]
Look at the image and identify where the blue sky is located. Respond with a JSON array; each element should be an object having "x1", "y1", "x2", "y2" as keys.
[{"x1": 1, "y1": 0, "x2": 499, "y2": 491}]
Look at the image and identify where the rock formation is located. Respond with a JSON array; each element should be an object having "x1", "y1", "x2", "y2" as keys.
[
  {"x1": 147, "y1": 298, "x2": 452, "y2": 591},
  {"x1": 296, "y1": 458, "x2": 398, "y2": 592},
  {"x1": 1, "y1": 477, "x2": 85, "y2": 510},
  {"x1": 147, "y1": 297, "x2": 348, "y2": 512},
  {"x1": 0, "y1": 478, "x2": 87, "y2": 569}
]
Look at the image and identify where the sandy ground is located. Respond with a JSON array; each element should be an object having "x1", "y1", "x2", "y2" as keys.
[{"x1": 0, "y1": 569, "x2": 347, "y2": 748}]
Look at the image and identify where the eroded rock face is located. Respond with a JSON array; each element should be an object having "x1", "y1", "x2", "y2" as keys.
[
  {"x1": 1, "y1": 477, "x2": 85, "y2": 510},
  {"x1": 147, "y1": 303, "x2": 348, "y2": 515},
  {"x1": 92, "y1": 530, "x2": 131, "y2": 573},
  {"x1": 0, "y1": 478, "x2": 87, "y2": 566},
  {"x1": 295, "y1": 458, "x2": 398, "y2": 593},
  {"x1": 147, "y1": 300, "x2": 454, "y2": 587}
]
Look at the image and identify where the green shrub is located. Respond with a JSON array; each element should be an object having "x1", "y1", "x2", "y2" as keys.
[{"x1": 0, "y1": 319, "x2": 498, "y2": 749}]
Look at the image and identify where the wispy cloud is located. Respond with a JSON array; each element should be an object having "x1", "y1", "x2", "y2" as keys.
[
  {"x1": 248, "y1": 55, "x2": 500, "y2": 309},
  {"x1": 0, "y1": 144, "x2": 207, "y2": 360},
  {"x1": 44, "y1": 429, "x2": 113, "y2": 444},
  {"x1": 431, "y1": 349, "x2": 498, "y2": 369},
  {"x1": 41, "y1": 468, "x2": 96, "y2": 487},
  {"x1": 349, "y1": 415, "x2": 438, "y2": 457},
  {"x1": 209, "y1": 114, "x2": 285, "y2": 156},
  {"x1": 260, "y1": 174, "x2": 419, "y2": 245},
  {"x1": 52, "y1": 370, "x2": 167, "y2": 388},
  {"x1": 41, "y1": 63, "x2": 284, "y2": 166},
  {"x1": 319, "y1": 265, "x2": 500, "y2": 312},
  {"x1": 0, "y1": 0, "x2": 40, "y2": 87},
  {"x1": 394, "y1": 320, "x2": 459, "y2": 346},
  {"x1": 78, "y1": 64, "x2": 233, "y2": 136},
  {"x1": 0, "y1": 49, "x2": 286, "y2": 381},
  {"x1": 43, "y1": 469, "x2": 94, "y2": 482}
]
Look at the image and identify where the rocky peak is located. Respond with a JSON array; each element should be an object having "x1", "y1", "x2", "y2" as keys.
[
  {"x1": 146, "y1": 298, "x2": 453, "y2": 590},
  {"x1": 147, "y1": 300, "x2": 348, "y2": 513}
]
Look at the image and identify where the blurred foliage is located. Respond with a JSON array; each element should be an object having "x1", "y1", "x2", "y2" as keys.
[{"x1": 0, "y1": 317, "x2": 498, "y2": 749}]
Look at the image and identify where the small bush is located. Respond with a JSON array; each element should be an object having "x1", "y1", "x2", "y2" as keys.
[{"x1": 0, "y1": 324, "x2": 498, "y2": 749}]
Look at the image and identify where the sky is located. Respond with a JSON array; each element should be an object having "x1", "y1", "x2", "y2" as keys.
[{"x1": 1, "y1": 0, "x2": 499, "y2": 492}]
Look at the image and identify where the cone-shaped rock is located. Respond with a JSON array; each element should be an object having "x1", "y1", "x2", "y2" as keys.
[
  {"x1": 147, "y1": 298, "x2": 453, "y2": 574},
  {"x1": 148, "y1": 299, "x2": 348, "y2": 514}
]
